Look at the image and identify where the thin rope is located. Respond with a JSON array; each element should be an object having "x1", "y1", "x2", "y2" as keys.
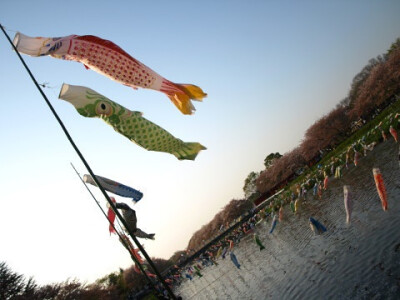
[{"x1": 3, "y1": 25, "x2": 18, "y2": 33}]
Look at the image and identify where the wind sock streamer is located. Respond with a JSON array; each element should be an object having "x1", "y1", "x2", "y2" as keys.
[
  {"x1": 279, "y1": 206, "x2": 283, "y2": 222},
  {"x1": 317, "y1": 183, "x2": 323, "y2": 199},
  {"x1": 269, "y1": 215, "x2": 278, "y2": 234},
  {"x1": 343, "y1": 185, "x2": 352, "y2": 224},
  {"x1": 373, "y1": 168, "x2": 388, "y2": 211},
  {"x1": 313, "y1": 183, "x2": 318, "y2": 196},
  {"x1": 309, "y1": 217, "x2": 327, "y2": 235},
  {"x1": 13, "y1": 32, "x2": 207, "y2": 115},
  {"x1": 390, "y1": 126, "x2": 398, "y2": 142},
  {"x1": 335, "y1": 166, "x2": 342, "y2": 179},
  {"x1": 107, "y1": 196, "x2": 117, "y2": 234},
  {"x1": 323, "y1": 174, "x2": 328, "y2": 190},
  {"x1": 221, "y1": 247, "x2": 228, "y2": 259},
  {"x1": 215, "y1": 246, "x2": 223, "y2": 259},
  {"x1": 84, "y1": 174, "x2": 143, "y2": 202},
  {"x1": 59, "y1": 84, "x2": 206, "y2": 160},
  {"x1": 230, "y1": 252, "x2": 241, "y2": 269},
  {"x1": 228, "y1": 239, "x2": 234, "y2": 250},
  {"x1": 116, "y1": 202, "x2": 155, "y2": 240},
  {"x1": 382, "y1": 130, "x2": 387, "y2": 141},
  {"x1": 290, "y1": 200, "x2": 295, "y2": 213},
  {"x1": 253, "y1": 234, "x2": 265, "y2": 251},
  {"x1": 132, "y1": 248, "x2": 144, "y2": 264},
  {"x1": 133, "y1": 264, "x2": 141, "y2": 274},
  {"x1": 119, "y1": 233, "x2": 136, "y2": 253},
  {"x1": 146, "y1": 272, "x2": 157, "y2": 278},
  {"x1": 294, "y1": 198, "x2": 300, "y2": 213},
  {"x1": 354, "y1": 151, "x2": 360, "y2": 167}
]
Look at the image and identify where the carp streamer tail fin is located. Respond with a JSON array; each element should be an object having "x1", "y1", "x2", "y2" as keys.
[
  {"x1": 175, "y1": 142, "x2": 207, "y2": 161},
  {"x1": 161, "y1": 80, "x2": 207, "y2": 115}
]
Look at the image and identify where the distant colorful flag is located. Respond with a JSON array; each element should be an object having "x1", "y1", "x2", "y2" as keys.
[
  {"x1": 13, "y1": 32, "x2": 207, "y2": 114},
  {"x1": 59, "y1": 84, "x2": 206, "y2": 160}
]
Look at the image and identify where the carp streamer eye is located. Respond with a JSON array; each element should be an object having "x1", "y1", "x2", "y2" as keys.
[{"x1": 95, "y1": 101, "x2": 113, "y2": 116}]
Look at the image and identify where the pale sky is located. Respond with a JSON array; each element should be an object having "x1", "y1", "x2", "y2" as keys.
[{"x1": 1, "y1": 0, "x2": 399, "y2": 285}]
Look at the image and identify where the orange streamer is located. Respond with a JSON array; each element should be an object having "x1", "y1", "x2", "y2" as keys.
[{"x1": 373, "y1": 168, "x2": 388, "y2": 211}]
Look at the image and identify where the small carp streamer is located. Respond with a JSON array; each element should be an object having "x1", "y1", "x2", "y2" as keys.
[
  {"x1": 323, "y1": 175, "x2": 329, "y2": 190},
  {"x1": 373, "y1": 168, "x2": 388, "y2": 211},
  {"x1": 269, "y1": 215, "x2": 278, "y2": 234},
  {"x1": 230, "y1": 252, "x2": 241, "y2": 269},
  {"x1": 294, "y1": 198, "x2": 300, "y2": 213},
  {"x1": 119, "y1": 233, "x2": 145, "y2": 273},
  {"x1": 59, "y1": 84, "x2": 206, "y2": 160},
  {"x1": 83, "y1": 174, "x2": 143, "y2": 202},
  {"x1": 253, "y1": 234, "x2": 265, "y2": 251},
  {"x1": 389, "y1": 125, "x2": 398, "y2": 142},
  {"x1": 309, "y1": 217, "x2": 327, "y2": 235},
  {"x1": 343, "y1": 185, "x2": 352, "y2": 224},
  {"x1": 13, "y1": 32, "x2": 206, "y2": 115},
  {"x1": 278, "y1": 206, "x2": 283, "y2": 222},
  {"x1": 115, "y1": 202, "x2": 155, "y2": 240},
  {"x1": 107, "y1": 196, "x2": 117, "y2": 234}
]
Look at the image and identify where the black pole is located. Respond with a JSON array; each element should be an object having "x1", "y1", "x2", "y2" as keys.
[
  {"x1": 0, "y1": 24, "x2": 176, "y2": 299},
  {"x1": 70, "y1": 163, "x2": 156, "y2": 289}
]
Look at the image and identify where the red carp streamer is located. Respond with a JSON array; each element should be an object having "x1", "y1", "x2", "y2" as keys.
[
  {"x1": 382, "y1": 130, "x2": 387, "y2": 141},
  {"x1": 228, "y1": 239, "x2": 234, "y2": 250},
  {"x1": 146, "y1": 272, "x2": 157, "y2": 278},
  {"x1": 323, "y1": 175, "x2": 329, "y2": 190},
  {"x1": 120, "y1": 234, "x2": 132, "y2": 247},
  {"x1": 373, "y1": 168, "x2": 388, "y2": 211},
  {"x1": 107, "y1": 197, "x2": 117, "y2": 234},
  {"x1": 390, "y1": 126, "x2": 398, "y2": 143},
  {"x1": 133, "y1": 264, "x2": 141, "y2": 274},
  {"x1": 318, "y1": 183, "x2": 323, "y2": 199},
  {"x1": 354, "y1": 151, "x2": 360, "y2": 167},
  {"x1": 13, "y1": 32, "x2": 207, "y2": 115},
  {"x1": 132, "y1": 248, "x2": 144, "y2": 264}
]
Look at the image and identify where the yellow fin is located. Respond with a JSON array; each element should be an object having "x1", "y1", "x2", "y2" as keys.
[
  {"x1": 165, "y1": 83, "x2": 207, "y2": 115},
  {"x1": 178, "y1": 84, "x2": 207, "y2": 101}
]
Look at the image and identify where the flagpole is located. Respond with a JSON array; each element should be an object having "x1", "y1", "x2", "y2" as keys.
[
  {"x1": 0, "y1": 24, "x2": 176, "y2": 299},
  {"x1": 70, "y1": 163, "x2": 156, "y2": 289}
]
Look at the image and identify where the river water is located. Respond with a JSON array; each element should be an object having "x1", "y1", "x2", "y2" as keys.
[{"x1": 174, "y1": 140, "x2": 400, "y2": 299}]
